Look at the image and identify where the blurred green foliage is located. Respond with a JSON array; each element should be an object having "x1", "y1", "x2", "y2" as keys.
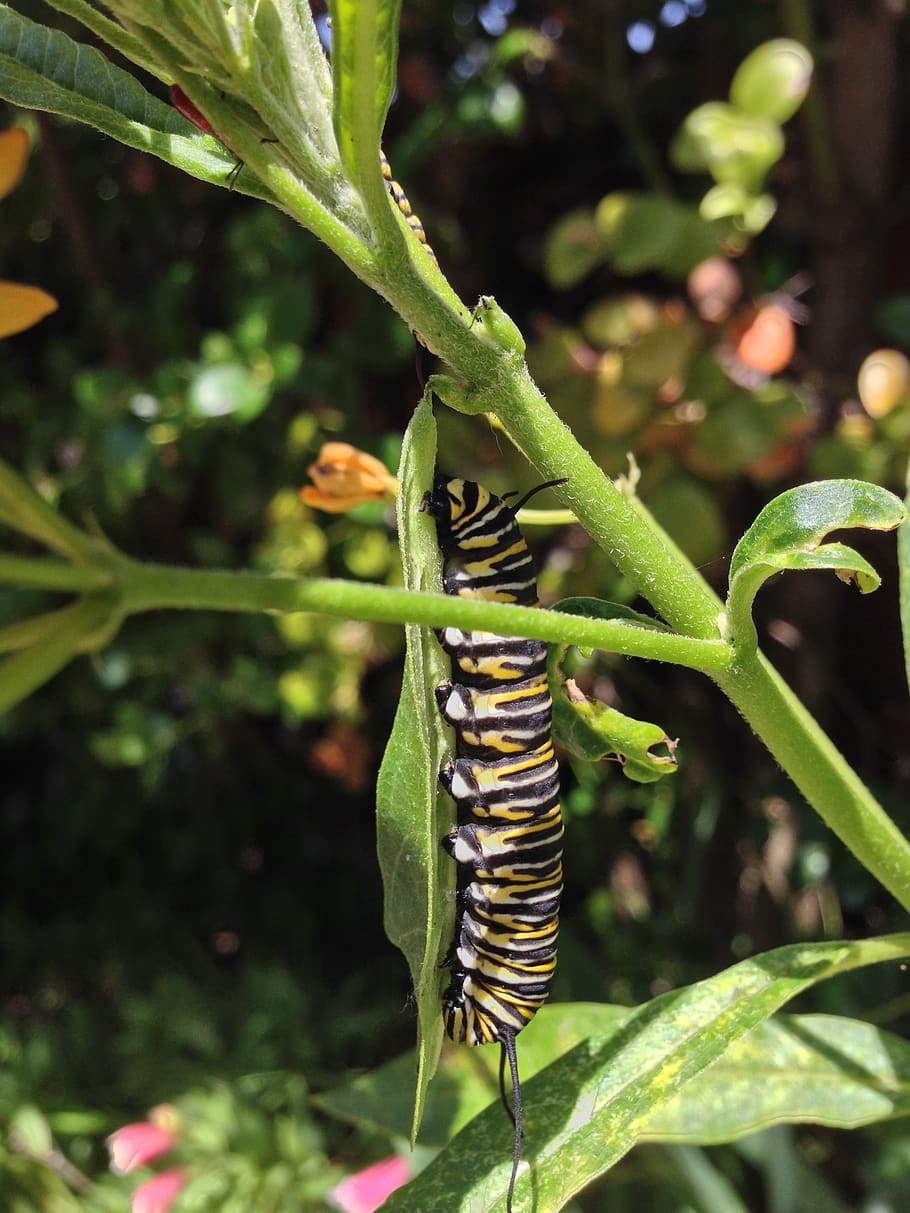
[{"x1": 2, "y1": 2, "x2": 910, "y2": 1211}]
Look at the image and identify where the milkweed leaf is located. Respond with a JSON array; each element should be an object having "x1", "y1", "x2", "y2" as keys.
[
  {"x1": 728, "y1": 479, "x2": 905, "y2": 648},
  {"x1": 377, "y1": 934, "x2": 910, "y2": 1212},
  {"x1": 0, "y1": 6, "x2": 274, "y2": 200},
  {"x1": 329, "y1": 0, "x2": 401, "y2": 178},
  {"x1": 376, "y1": 391, "x2": 450, "y2": 1146}
]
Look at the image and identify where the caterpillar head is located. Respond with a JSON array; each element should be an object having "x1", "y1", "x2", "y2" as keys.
[{"x1": 422, "y1": 475, "x2": 485, "y2": 548}]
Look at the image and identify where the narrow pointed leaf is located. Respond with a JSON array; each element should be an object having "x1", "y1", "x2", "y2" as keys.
[
  {"x1": 329, "y1": 0, "x2": 402, "y2": 176},
  {"x1": 0, "y1": 6, "x2": 273, "y2": 200},
  {"x1": 376, "y1": 391, "x2": 450, "y2": 1145},
  {"x1": 667, "y1": 1145, "x2": 752, "y2": 1213},
  {"x1": 378, "y1": 934, "x2": 910, "y2": 1212},
  {"x1": 318, "y1": 999, "x2": 910, "y2": 1149}
]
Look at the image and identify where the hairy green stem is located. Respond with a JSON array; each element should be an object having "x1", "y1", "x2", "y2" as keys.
[
  {"x1": 0, "y1": 594, "x2": 115, "y2": 714},
  {"x1": 717, "y1": 653, "x2": 910, "y2": 910},
  {"x1": 432, "y1": 368, "x2": 910, "y2": 911},
  {"x1": 780, "y1": 0, "x2": 839, "y2": 203},
  {"x1": 0, "y1": 553, "x2": 116, "y2": 592},
  {"x1": 117, "y1": 560, "x2": 731, "y2": 676},
  {"x1": 0, "y1": 457, "x2": 98, "y2": 563}
]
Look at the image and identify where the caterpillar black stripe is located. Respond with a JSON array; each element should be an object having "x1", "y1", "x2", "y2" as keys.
[
  {"x1": 380, "y1": 150, "x2": 437, "y2": 265},
  {"x1": 422, "y1": 475, "x2": 565, "y2": 1212}
]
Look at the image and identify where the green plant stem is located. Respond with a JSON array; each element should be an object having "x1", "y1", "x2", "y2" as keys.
[
  {"x1": 117, "y1": 560, "x2": 731, "y2": 676},
  {"x1": 485, "y1": 376, "x2": 725, "y2": 638},
  {"x1": 434, "y1": 373, "x2": 910, "y2": 911},
  {"x1": 0, "y1": 553, "x2": 115, "y2": 592},
  {"x1": 716, "y1": 653, "x2": 910, "y2": 911},
  {"x1": 0, "y1": 603, "x2": 90, "y2": 654},
  {"x1": 780, "y1": 0, "x2": 839, "y2": 204},
  {"x1": 602, "y1": 10, "x2": 672, "y2": 195},
  {"x1": 0, "y1": 594, "x2": 114, "y2": 714},
  {"x1": 0, "y1": 457, "x2": 98, "y2": 563}
]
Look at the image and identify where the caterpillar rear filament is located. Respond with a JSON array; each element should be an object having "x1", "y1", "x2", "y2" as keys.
[{"x1": 423, "y1": 475, "x2": 564, "y2": 1212}]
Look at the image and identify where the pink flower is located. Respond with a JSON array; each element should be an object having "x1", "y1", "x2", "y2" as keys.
[
  {"x1": 328, "y1": 1155, "x2": 411, "y2": 1213},
  {"x1": 107, "y1": 1122, "x2": 177, "y2": 1174},
  {"x1": 131, "y1": 1168, "x2": 185, "y2": 1213}
]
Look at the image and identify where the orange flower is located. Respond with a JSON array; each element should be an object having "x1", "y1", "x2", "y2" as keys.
[
  {"x1": 300, "y1": 442, "x2": 399, "y2": 513},
  {"x1": 0, "y1": 128, "x2": 58, "y2": 338}
]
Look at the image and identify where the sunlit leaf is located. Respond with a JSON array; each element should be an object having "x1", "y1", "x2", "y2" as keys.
[
  {"x1": 371, "y1": 935, "x2": 910, "y2": 1211},
  {"x1": 728, "y1": 480, "x2": 905, "y2": 646},
  {"x1": 542, "y1": 208, "x2": 604, "y2": 289},
  {"x1": 188, "y1": 364, "x2": 270, "y2": 421},
  {"x1": 671, "y1": 102, "x2": 784, "y2": 192},
  {"x1": 0, "y1": 6, "x2": 274, "y2": 200},
  {"x1": 595, "y1": 192, "x2": 722, "y2": 277},
  {"x1": 376, "y1": 391, "x2": 451, "y2": 1146},
  {"x1": 318, "y1": 1002, "x2": 910, "y2": 1150},
  {"x1": 548, "y1": 628, "x2": 676, "y2": 782},
  {"x1": 329, "y1": 0, "x2": 402, "y2": 176},
  {"x1": 730, "y1": 39, "x2": 813, "y2": 125}
]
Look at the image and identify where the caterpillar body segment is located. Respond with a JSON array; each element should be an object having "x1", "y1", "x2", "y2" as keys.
[{"x1": 422, "y1": 473, "x2": 564, "y2": 1212}]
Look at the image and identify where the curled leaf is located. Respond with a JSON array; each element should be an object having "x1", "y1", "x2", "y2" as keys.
[
  {"x1": 727, "y1": 480, "x2": 905, "y2": 646},
  {"x1": 548, "y1": 598, "x2": 676, "y2": 783},
  {"x1": 553, "y1": 676, "x2": 678, "y2": 783}
]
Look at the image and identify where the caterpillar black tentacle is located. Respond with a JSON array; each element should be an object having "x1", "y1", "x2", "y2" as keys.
[
  {"x1": 423, "y1": 474, "x2": 564, "y2": 1212},
  {"x1": 380, "y1": 150, "x2": 437, "y2": 265}
]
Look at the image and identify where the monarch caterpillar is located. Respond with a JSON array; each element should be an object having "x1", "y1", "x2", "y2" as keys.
[
  {"x1": 379, "y1": 151, "x2": 437, "y2": 265},
  {"x1": 422, "y1": 475, "x2": 565, "y2": 1212}
]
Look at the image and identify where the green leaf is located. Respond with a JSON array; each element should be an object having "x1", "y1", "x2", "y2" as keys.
[
  {"x1": 595, "y1": 192, "x2": 722, "y2": 278},
  {"x1": 730, "y1": 39, "x2": 813, "y2": 125},
  {"x1": 318, "y1": 1001, "x2": 910, "y2": 1150},
  {"x1": 357, "y1": 935, "x2": 910, "y2": 1212},
  {"x1": 376, "y1": 391, "x2": 451, "y2": 1146},
  {"x1": 8, "y1": 1105, "x2": 53, "y2": 1155},
  {"x1": 546, "y1": 606, "x2": 677, "y2": 781},
  {"x1": 551, "y1": 596, "x2": 670, "y2": 634},
  {"x1": 648, "y1": 476, "x2": 726, "y2": 567},
  {"x1": 542, "y1": 208, "x2": 605, "y2": 289},
  {"x1": 735, "y1": 1128, "x2": 853, "y2": 1213},
  {"x1": 329, "y1": 0, "x2": 402, "y2": 176},
  {"x1": 671, "y1": 102, "x2": 784, "y2": 192},
  {"x1": 0, "y1": 6, "x2": 274, "y2": 200},
  {"x1": 668, "y1": 1145, "x2": 752, "y2": 1213},
  {"x1": 188, "y1": 363, "x2": 271, "y2": 422},
  {"x1": 727, "y1": 480, "x2": 906, "y2": 648}
]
